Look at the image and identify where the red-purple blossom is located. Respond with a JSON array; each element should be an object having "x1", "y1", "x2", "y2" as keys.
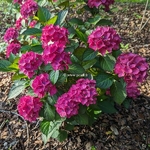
[
  {"x1": 17, "y1": 95, "x2": 43, "y2": 122},
  {"x1": 42, "y1": 44, "x2": 71, "y2": 70},
  {"x1": 55, "y1": 93, "x2": 79, "y2": 118},
  {"x1": 20, "y1": 0, "x2": 38, "y2": 18},
  {"x1": 114, "y1": 53, "x2": 149, "y2": 83},
  {"x1": 32, "y1": 73, "x2": 57, "y2": 98},
  {"x1": 88, "y1": 0, "x2": 114, "y2": 11},
  {"x1": 41, "y1": 24, "x2": 69, "y2": 48},
  {"x1": 19, "y1": 51, "x2": 43, "y2": 78},
  {"x1": 4, "y1": 27, "x2": 18, "y2": 43},
  {"x1": 88, "y1": 26, "x2": 121, "y2": 55},
  {"x1": 6, "y1": 41, "x2": 21, "y2": 58}
]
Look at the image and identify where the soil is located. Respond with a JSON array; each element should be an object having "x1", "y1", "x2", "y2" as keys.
[{"x1": 0, "y1": 3, "x2": 150, "y2": 150}]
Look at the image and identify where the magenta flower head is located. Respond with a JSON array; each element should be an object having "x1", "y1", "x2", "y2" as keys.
[
  {"x1": 42, "y1": 44, "x2": 71, "y2": 70},
  {"x1": 88, "y1": 26, "x2": 121, "y2": 55},
  {"x1": 126, "y1": 82, "x2": 140, "y2": 99},
  {"x1": 20, "y1": 0, "x2": 38, "y2": 18},
  {"x1": 69, "y1": 78, "x2": 98, "y2": 106},
  {"x1": 88, "y1": 0, "x2": 114, "y2": 11},
  {"x1": 55, "y1": 93, "x2": 79, "y2": 118},
  {"x1": 32, "y1": 73, "x2": 57, "y2": 98},
  {"x1": 114, "y1": 53, "x2": 149, "y2": 83},
  {"x1": 13, "y1": 0, "x2": 24, "y2": 4},
  {"x1": 17, "y1": 95, "x2": 43, "y2": 122},
  {"x1": 29, "y1": 20, "x2": 37, "y2": 28},
  {"x1": 4, "y1": 27, "x2": 18, "y2": 43},
  {"x1": 41, "y1": 24, "x2": 69, "y2": 48},
  {"x1": 6, "y1": 41, "x2": 21, "y2": 58},
  {"x1": 19, "y1": 51, "x2": 42, "y2": 78}
]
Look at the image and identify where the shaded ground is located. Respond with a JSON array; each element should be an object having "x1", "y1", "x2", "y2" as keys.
[{"x1": 0, "y1": 3, "x2": 150, "y2": 150}]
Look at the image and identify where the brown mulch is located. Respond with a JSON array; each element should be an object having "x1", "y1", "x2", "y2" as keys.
[{"x1": 0, "y1": 3, "x2": 150, "y2": 150}]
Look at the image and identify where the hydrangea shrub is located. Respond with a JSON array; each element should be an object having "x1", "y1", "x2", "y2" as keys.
[{"x1": 0, "y1": 0, "x2": 149, "y2": 143}]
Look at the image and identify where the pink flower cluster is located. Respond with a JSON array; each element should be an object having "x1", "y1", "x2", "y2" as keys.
[
  {"x1": 4, "y1": 27, "x2": 18, "y2": 43},
  {"x1": 41, "y1": 25, "x2": 69, "y2": 48},
  {"x1": 20, "y1": 0, "x2": 38, "y2": 19},
  {"x1": 55, "y1": 93, "x2": 79, "y2": 118},
  {"x1": 88, "y1": 26, "x2": 121, "y2": 55},
  {"x1": 32, "y1": 73, "x2": 57, "y2": 98},
  {"x1": 13, "y1": 0, "x2": 24, "y2": 5},
  {"x1": 55, "y1": 78, "x2": 97, "y2": 118},
  {"x1": 41, "y1": 24, "x2": 71, "y2": 70},
  {"x1": 17, "y1": 95, "x2": 43, "y2": 122},
  {"x1": 126, "y1": 82, "x2": 140, "y2": 99},
  {"x1": 88, "y1": 0, "x2": 114, "y2": 11},
  {"x1": 6, "y1": 41, "x2": 21, "y2": 58},
  {"x1": 43, "y1": 45, "x2": 71, "y2": 70},
  {"x1": 19, "y1": 51, "x2": 42, "y2": 78},
  {"x1": 114, "y1": 53, "x2": 149, "y2": 98},
  {"x1": 15, "y1": 17, "x2": 23, "y2": 30}
]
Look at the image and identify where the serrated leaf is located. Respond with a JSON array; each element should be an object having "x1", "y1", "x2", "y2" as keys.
[
  {"x1": 0, "y1": 60, "x2": 11, "y2": 72},
  {"x1": 40, "y1": 120, "x2": 50, "y2": 136},
  {"x1": 87, "y1": 15, "x2": 101, "y2": 25},
  {"x1": 110, "y1": 80, "x2": 127, "y2": 105},
  {"x1": 82, "y1": 59, "x2": 97, "y2": 70},
  {"x1": 49, "y1": 70, "x2": 59, "y2": 84},
  {"x1": 44, "y1": 102, "x2": 55, "y2": 121},
  {"x1": 22, "y1": 28, "x2": 42, "y2": 36},
  {"x1": 8, "y1": 80, "x2": 26, "y2": 99},
  {"x1": 98, "y1": 98, "x2": 117, "y2": 114},
  {"x1": 99, "y1": 54, "x2": 116, "y2": 72},
  {"x1": 73, "y1": 47, "x2": 86, "y2": 61},
  {"x1": 31, "y1": 45, "x2": 43, "y2": 53},
  {"x1": 69, "y1": 63, "x2": 85, "y2": 74},
  {"x1": 95, "y1": 73, "x2": 113, "y2": 89},
  {"x1": 46, "y1": 15, "x2": 58, "y2": 25},
  {"x1": 55, "y1": 9, "x2": 68, "y2": 25},
  {"x1": 56, "y1": 130, "x2": 68, "y2": 142},
  {"x1": 75, "y1": 29, "x2": 87, "y2": 43},
  {"x1": 83, "y1": 48, "x2": 97, "y2": 61},
  {"x1": 97, "y1": 19, "x2": 112, "y2": 26},
  {"x1": 37, "y1": 7, "x2": 51, "y2": 22},
  {"x1": 69, "y1": 18, "x2": 84, "y2": 25}
]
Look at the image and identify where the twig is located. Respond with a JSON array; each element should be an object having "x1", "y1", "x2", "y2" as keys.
[
  {"x1": 0, "y1": 109, "x2": 30, "y2": 148},
  {"x1": 140, "y1": 16, "x2": 150, "y2": 31},
  {"x1": 139, "y1": 0, "x2": 149, "y2": 30}
]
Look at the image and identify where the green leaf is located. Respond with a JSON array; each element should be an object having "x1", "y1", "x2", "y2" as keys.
[
  {"x1": 112, "y1": 49, "x2": 122, "y2": 58},
  {"x1": 56, "y1": 130, "x2": 68, "y2": 142},
  {"x1": 12, "y1": 73, "x2": 27, "y2": 80},
  {"x1": 0, "y1": 60, "x2": 11, "y2": 72},
  {"x1": 9, "y1": 53, "x2": 16, "y2": 63},
  {"x1": 43, "y1": 102, "x2": 56, "y2": 121},
  {"x1": 37, "y1": 6, "x2": 51, "y2": 22},
  {"x1": 98, "y1": 98, "x2": 117, "y2": 114},
  {"x1": 95, "y1": 73, "x2": 113, "y2": 89},
  {"x1": 69, "y1": 63, "x2": 85, "y2": 74},
  {"x1": 97, "y1": 19, "x2": 112, "y2": 26},
  {"x1": 55, "y1": 9, "x2": 68, "y2": 25},
  {"x1": 22, "y1": 28, "x2": 42, "y2": 36},
  {"x1": 122, "y1": 98, "x2": 131, "y2": 109},
  {"x1": 73, "y1": 47, "x2": 86, "y2": 61},
  {"x1": 87, "y1": 15, "x2": 101, "y2": 25},
  {"x1": 69, "y1": 18, "x2": 84, "y2": 25},
  {"x1": 20, "y1": 45, "x2": 32, "y2": 53},
  {"x1": 64, "y1": 123, "x2": 74, "y2": 131},
  {"x1": 57, "y1": 73, "x2": 67, "y2": 85},
  {"x1": 49, "y1": 70, "x2": 59, "y2": 84},
  {"x1": 46, "y1": 16, "x2": 58, "y2": 25},
  {"x1": 8, "y1": 80, "x2": 26, "y2": 99},
  {"x1": 99, "y1": 54, "x2": 116, "y2": 72},
  {"x1": 110, "y1": 80, "x2": 127, "y2": 105},
  {"x1": 41, "y1": 64, "x2": 53, "y2": 71},
  {"x1": 82, "y1": 59, "x2": 97, "y2": 70},
  {"x1": 75, "y1": 113, "x2": 89, "y2": 125},
  {"x1": 31, "y1": 45, "x2": 43, "y2": 53},
  {"x1": 83, "y1": 48, "x2": 98, "y2": 61},
  {"x1": 40, "y1": 120, "x2": 50, "y2": 136},
  {"x1": 75, "y1": 29, "x2": 87, "y2": 43},
  {"x1": 42, "y1": 119, "x2": 65, "y2": 144}
]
